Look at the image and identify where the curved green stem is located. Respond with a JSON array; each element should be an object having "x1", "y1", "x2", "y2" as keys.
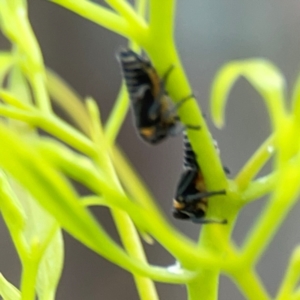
[
  {"x1": 38, "y1": 140, "x2": 223, "y2": 270},
  {"x1": 0, "y1": 273, "x2": 21, "y2": 300},
  {"x1": 276, "y1": 247, "x2": 300, "y2": 300},
  {"x1": 230, "y1": 269, "x2": 270, "y2": 300},
  {"x1": 149, "y1": 0, "x2": 175, "y2": 42},
  {"x1": 105, "y1": 0, "x2": 148, "y2": 31},
  {"x1": 46, "y1": 69, "x2": 92, "y2": 136},
  {"x1": 241, "y1": 159, "x2": 300, "y2": 266},
  {"x1": 104, "y1": 84, "x2": 129, "y2": 145},
  {"x1": 50, "y1": 0, "x2": 135, "y2": 40},
  {"x1": 87, "y1": 99, "x2": 158, "y2": 300},
  {"x1": 235, "y1": 135, "x2": 275, "y2": 191},
  {"x1": 187, "y1": 271, "x2": 219, "y2": 300},
  {"x1": 241, "y1": 172, "x2": 278, "y2": 203}
]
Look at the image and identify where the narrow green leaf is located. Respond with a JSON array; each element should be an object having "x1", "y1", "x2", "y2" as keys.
[
  {"x1": 211, "y1": 59, "x2": 287, "y2": 130},
  {"x1": 211, "y1": 62, "x2": 242, "y2": 128},
  {"x1": 0, "y1": 123, "x2": 188, "y2": 281},
  {"x1": 36, "y1": 229, "x2": 64, "y2": 300},
  {"x1": 46, "y1": 69, "x2": 91, "y2": 136},
  {"x1": 0, "y1": 170, "x2": 28, "y2": 256},
  {"x1": 7, "y1": 66, "x2": 32, "y2": 105},
  {"x1": 0, "y1": 273, "x2": 21, "y2": 300}
]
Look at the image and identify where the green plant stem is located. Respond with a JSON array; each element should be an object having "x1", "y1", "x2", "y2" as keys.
[
  {"x1": 135, "y1": 0, "x2": 147, "y2": 20},
  {"x1": 20, "y1": 258, "x2": 39, "y2": 300},
  {"x1": 0, "y1": 104, "x2": 97, "y2": 157},
  {"x1": 50, "y1": 0, "x2": 134, "y2": 40},
  {"x1": 231, "y1": 269, "x2": 270, "y2": 300},
  {"x1": 146, "y1": 41, "x2": 228, "y2": 194},
  {"x1": 149, "y1": 0, "x2": 175, "y2": 42},
  {"x1": 10, "y1": 4, "x2": 51, "y2": 113},
  {"x1": 88, "y1": 101, "x2": 158, "y2": 300},
  {"x1": 242, "y1": 197, "x2": 293, "y2": 266},
  {"x1": 112, "y1": 210, "x2": 159, "y2": 300},
  {"x1": 111, "y1": 147, "x2": 228, "y2": 269},
  {"x1": 241, "y1": 161, "x2": 300, "y2": 266},
  {"x1": 105, "y1": 0, "x2": 147, "y2": 30},
  {"x1": 0, "y1": 273, "x2": 21, "y2": 300},
  {"x1": 30, "y1": 72, "x2": 51, "y2": 113},
  {"x1": 187, "y1": 271, "x2": 219, "y2": 300},
  {"x1": 0, "y1": 123, "x2": 200, "y2": 284},
  {"x1": 235, "y1": 135, "x2": 275, "y2": 191},
  {"x1": 104, "y1": 84, "x2": 129, "y2": 144},
  {"x1": 275, "y1": 247, "x2": 300, "y2": 300},
  {"x1": 291, "y1": 291, "x2": 300, "y2": 300},
  {"x1": 46, "y1": 69, "x2": 91, "y2": 136},
  {"x1": 241, "y1": 172, "x2": 278, "y2": 203},
  {"x1": 40, "y1": 141, "x2": 223, "y2": 271},
  {"x1": 195, "y1": 221, "x2": 237, "y2": 300}
]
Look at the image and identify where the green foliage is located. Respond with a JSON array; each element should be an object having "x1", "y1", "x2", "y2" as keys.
[{"x1": 0, "y1": 0, "x2": 299, "y2": 299}]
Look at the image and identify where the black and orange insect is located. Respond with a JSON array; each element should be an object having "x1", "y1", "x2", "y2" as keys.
[
  {"x1": 117, "y1": 49, "x2": 196, "y2": 144},
  {"x1": 172, "y1": 132, "x2": 227, "y2": 224}
]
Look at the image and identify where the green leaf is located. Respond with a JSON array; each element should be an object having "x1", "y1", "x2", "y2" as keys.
[
  {"x1": 36, "y1": 229, "x2": 64, "y2": 300},
  {"x1": 0, "y1": 122, "x2": 166, "y2": 279},
  {"x1": 7, "y1": 66, "x2": 32, "y2": 105},
  {"x1": 211, "y1": 59, "x2": 287, "y2": 130},
  {"x1": 46, "y1": 69, "x2": 91, "y2": 136},
  {"x1": 0, "y1": 170, "x2": 27, "y2": 254},
  {"x1": 0, "y1": 273, "x2": 21, "y2": 300}
]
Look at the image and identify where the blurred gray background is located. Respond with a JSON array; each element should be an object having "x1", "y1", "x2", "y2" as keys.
[{"x1": 1, "y1": 0, "x2": 300, "y2": 299}]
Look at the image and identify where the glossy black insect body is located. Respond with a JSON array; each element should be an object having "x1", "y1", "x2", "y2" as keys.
[
  {"x1": 173, "y1": 132, "x2": 226, "y2": 224},
  {"x1": 117, "y1": 49, "x2": 191, "y2": 144}
]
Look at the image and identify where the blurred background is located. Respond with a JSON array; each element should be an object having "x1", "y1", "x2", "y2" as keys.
[{"x1": 1, "y1": 0, "x2": 300, "y2": 299}]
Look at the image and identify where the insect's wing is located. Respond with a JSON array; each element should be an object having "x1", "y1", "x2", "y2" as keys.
[{"x1": 175, "y1": 169, "x2": 199, "y2": 201}]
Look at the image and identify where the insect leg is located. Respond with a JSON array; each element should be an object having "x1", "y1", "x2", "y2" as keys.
[
  {"x1": 147, "y1": 65, "x2": 176, "y2": 119},
  {"x1": 184, "y1": 190, "x2": 226, "y2": 203},
  {"x1": 192, "y1": 217, "x2": 228, "y2": 224}
]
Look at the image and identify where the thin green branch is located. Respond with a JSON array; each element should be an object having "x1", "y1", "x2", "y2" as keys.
[
  {"x1": 135, "y1": 0, "x2": 148, "y2": 20},
  {"x1": 38, "y1": 140, "x2": 224, "y2": 271},
  {"x1": 0, "y1": 170, "x2": 29, "y2": 258},
  {"x1": 187, "y1": 271, "x2": 219, "y2": 300},
  {"x1": 148, "y1": 0, "x2": 175, "y2": 43},
  {"x1": 230, "y1": 269, "x2": 270, "y2": 300},
  {"x1": 0, "y1": 103, "x2": 97, "y2": 157},
  {"x1": 0, "y1": 1, "x2": 52, "y2": 113},
  {"x1": 104, "y1": 85, "x2": 129, "y2": 145},
  {"x1": 50, "y1": 0, "x2": 134, "y2": 40},
  {"x1": 46, "y1": 69, "x2": 92, "y2": 137},
  {"x1": 105, "y1": 0, "x2": 148, "y2": 31},
  {"x1": 30, "y1": 72, "x2": 51, "y2": 114},
  {"x1": 110, "y1": 147, "x2": 228, "y2": 270},
  {"x1": 87, "y1": 98, "x2": 157, "y2": 300},
  {"x1": 0, "y1": 122, "x2": 198, "y2": 285},
  {"x1": 235, "y1": 135, "x2": 275, "y2": 191},
  {"x1": 276, "y1": 247, "x2": 300, "y2": 300},
  {"x1": 0, "y1": 105, "x2": 37, "y2": 123},
  {"x1": 0, "y1": 273, "x2": 21, "y2": 300},
  {"x1": 0, "y1": 89, "x2": 34, "y2": 110},
  {"x1": 241, "y1": 158, "x2": 300, "y2": 266},
  {"x1": 241, "y1": 172, "x2": 278, "y2": 203}
]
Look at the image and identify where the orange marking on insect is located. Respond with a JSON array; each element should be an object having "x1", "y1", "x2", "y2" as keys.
[
  {"x1": 140, "y1": 127, "x2": 155, "y2": 137},
  {"x1": 173, "y1": 199, "x2": 185, "y2": 209},
  {"x1": 196, "y1": 202, "x2": 207, "y2": 212}
]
